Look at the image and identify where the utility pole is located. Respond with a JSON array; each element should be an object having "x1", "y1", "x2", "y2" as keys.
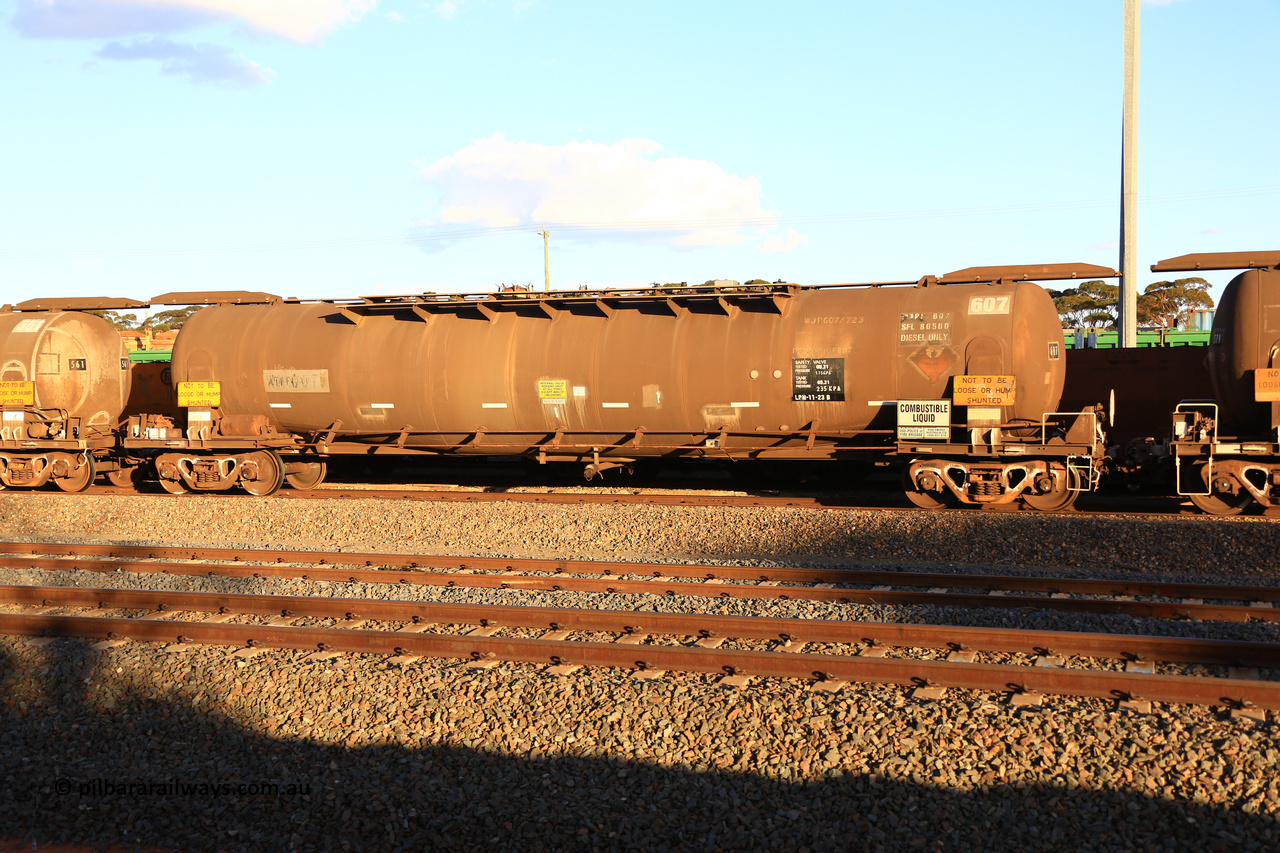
[
  {"x1": 1119, "y1": 0, "x2": 1140, "y2": 348},
  {"x1": 537, "y1": 228, "x2": 550, "y2": 292}
]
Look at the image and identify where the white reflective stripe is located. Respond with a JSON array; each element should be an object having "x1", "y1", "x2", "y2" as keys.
[
  {"x1": 371, "y1": 403, "x2": 395, "y2": 409},
  {"x1": 188, "y1": 411, "x2": 212, "y2": 421},
  {"x1": 867, "y1": 400, "x2": 896, "y2": 406},
  {"x1": 269, "y1": 403, "x2": 292, "y2": 408},
  {"x1": 481, "y1": 403, "x2": 508, "y2": 409},
  {"x1": 601, "y1": 402, "x2": 629, "y2": 408},
  {"x1": 572, "y1": 386, "x2": 587, "y2": 397},
  {"x1": 730, "y1": 402, "x2": 760, "y2": 408},
  {"x1": 1, "y1": 411, "x2": 23, "y2": 422}
]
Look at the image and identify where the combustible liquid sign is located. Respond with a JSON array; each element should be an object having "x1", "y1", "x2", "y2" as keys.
[
  {"x1": 1257, "y1": 369, "x2": 1280, "y2": 402},
  {"x1": 177, "y1": 381, "x2": 221, "y2": 407},
  {"x1": 953, "y1": 375, "x2": 1016, "y2": 406},
  {"x1": 897, "y1": 400, "x2": 951, "y2": 440},
  {"x1": 0, "y1": 381, "x2": 35, "y2": 406}
]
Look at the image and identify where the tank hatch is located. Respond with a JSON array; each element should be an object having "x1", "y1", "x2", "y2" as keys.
[
  {"x1": 1151, "y1": 251, "x2": 1280, "y2": 272},
  {"x1": 12, "y1": 297, "x2": 148, "y2": 311},
  {"x1": 151, "y1": 291, "x2": 281, "y2": 305},
  {"x1": 939, "y1": 263, "x2": 1119, "y2": 283}
]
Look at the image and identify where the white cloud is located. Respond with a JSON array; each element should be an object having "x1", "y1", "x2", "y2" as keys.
[
  {"x1": 431, "y1": 1, "x2": 457, "y2": 20},
  {"x1": 759, "y1": 229, "x2": 808, "y2": 254},
  {"x1": 94, "y1": 35, "x2": 273, "y2": 86},
  {"x1": 12, "y1": 0, "x2": 376, "y2": 43},
  {"x1": 416, "y1": 135, "x2": 783, "y2": 250},
  {"x1": 1200, "y1": 226, "x2": 1224, "y2": 234}
]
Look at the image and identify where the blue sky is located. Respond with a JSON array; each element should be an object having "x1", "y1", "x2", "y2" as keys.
[{"x1": 1, "y1": 0, "x2": 1276, "y2": 317}]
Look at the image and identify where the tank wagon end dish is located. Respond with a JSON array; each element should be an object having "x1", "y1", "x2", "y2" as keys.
[
  {"x1": 0, "y1": 298, "x2": 138, "y2": 491},
  {"x1": 1155, "y1": 251, "x2": 1280, "y2": 515}
]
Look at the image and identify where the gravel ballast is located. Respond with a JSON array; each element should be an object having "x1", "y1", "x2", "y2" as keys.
[{"x1": 1, "y1": 493, "x2": 1279, "y2": 851}]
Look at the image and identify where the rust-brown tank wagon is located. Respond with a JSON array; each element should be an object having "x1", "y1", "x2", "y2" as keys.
[
  {"x1": 170, "y1": 279, "x2": 1066, "y2": 458},
  {"x1": 0, "y1": 298, "x2": 138, "y2": 490},
  {"x1": 147, "y1": 265, "x2": 1108, "y2": 507},
  {"x1": 1157, "y1": 251, "x2": 1280, "y2": 515}
]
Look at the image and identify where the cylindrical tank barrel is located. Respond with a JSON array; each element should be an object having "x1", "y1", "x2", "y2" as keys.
[
  {"x1": 0, "y1": 311, "x2": 132, "y2": 428},
  {"x1": 1206, "y1": 268, "x2": 1280, "y2": 434},
  {"x1": 171, "y1": 282, "x2": 1066, "y2": 453}
]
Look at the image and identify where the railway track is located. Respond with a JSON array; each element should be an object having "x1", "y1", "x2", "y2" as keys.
[
  {"x1": 2, "y1": 584, "x2": 1277, "y2": 713},
  {"x1": 19, "y1": 481, "x2": 1212, "y2": 516},
  {"x1": 3, "y1": 542, "x2": 1280, "y2": 623}
]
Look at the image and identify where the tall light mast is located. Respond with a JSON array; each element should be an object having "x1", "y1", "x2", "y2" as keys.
[{"x1": 1119, "y1": 0, "x2": 1140, "y2": 348}]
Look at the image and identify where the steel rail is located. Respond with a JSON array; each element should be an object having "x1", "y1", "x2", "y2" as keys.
[
  {"x1": 5, "y1": 555, "x2": 1279, "y2": 622},
  {"x1": 4, "y1": 585, "x2": 1279, "y2": 667},
  {"x1": 3, "y1": 549, "x2": 1280, "y2": 625},
  {"x1": 2, "y1": 541, "x2": 1277, "y2": 602},
  {"x1": 79, "y1": 486, "x2": 844, "y2": 509},
  {"x1": 2, "y1": 610, "x2": 1276, "y2": 711}
]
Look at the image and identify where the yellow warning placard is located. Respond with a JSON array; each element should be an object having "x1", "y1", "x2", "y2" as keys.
[
  {"x1": 537, "y1": 379, "x2": 568, "y2": 401},
  {"x1": 1256, "y1": 368, "x2": 1280, "y2": 402},
  {"x1": 0, "y1": 381, "x2": 34, "y2": 406},
  {"x1": 177, "y1": 381, "x2": 221, "y2": 407},
  {"x1": 953, "y1": 375, "x2": 1016, "y2": 406}
]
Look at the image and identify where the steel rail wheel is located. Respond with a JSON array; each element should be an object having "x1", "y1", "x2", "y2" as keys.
[
  {"x1": 241, "y1": 450, "x2": 284, "y2": 497},
  {"x1": 284, "y1": 459, "x2": 327, "y2": 491},
  {"x1": 1189, "y1": 490, "x2": 1253, "y2": 516},
  {"x1": 54, "y1": 454, "x2": 96, "y2": 493},
  {"x1": 1189, "y1": 464, "x2": 1253, "y2": 516},
  {"x1": 106, "y1": 466, "x2": 144, "y2": 488},
  {"x1": 902, "y1": 465, "x2": 950, "y2": 510},
  {"x1": 1022, "y1": 464, "x2": 1080, "y2": 512}
]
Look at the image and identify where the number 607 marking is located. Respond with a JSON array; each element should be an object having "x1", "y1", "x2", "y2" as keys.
[{"x1": 968, "y1": 295, "x2": 1011, "y2": 315}]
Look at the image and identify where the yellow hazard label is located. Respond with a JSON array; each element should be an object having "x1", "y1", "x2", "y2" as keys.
[
  {"x1": 0, "y1": 381, "x2": 34, "y2": 406},
  {"x1": 538, "y1": 379, "x2": 568, "y2": 401},
  {"x1": 178, "y1": 381, "x2": 221, "y2": 407},
  {"x1": 1256, "y1": 368, "x2": 1280, "y2": 402},
  {"x1": 953, "y1": 375, "x2": 1016, "y2": 406}
]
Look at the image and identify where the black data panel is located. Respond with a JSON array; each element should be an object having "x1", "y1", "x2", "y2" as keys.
[{"x1": 792, "y1": 358, "x2": 845, "y2": 402}]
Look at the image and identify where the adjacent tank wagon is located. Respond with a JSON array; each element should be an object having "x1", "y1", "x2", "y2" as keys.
[
  {"x1": 0, "y1": 299, "x2": 136, "y2": 490},
  {"x1": 1161, "y1": 252, "x2": 1280, "y2": 514}
]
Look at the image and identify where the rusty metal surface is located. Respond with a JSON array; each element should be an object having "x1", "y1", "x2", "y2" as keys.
[
  {"x1": 1061, "y1": 346, "x2": 1212, "y2": 441},
  {"x1": 0, "y1": 311, "x2": 132, "y2": 428},
  {"x1": 1207, "y1": 268, "x2": 1280, "y2": 434},
  {"x1": 12, "y1": 297, "x2": 148, "y2": 311},
  {"x1": 170, "y1": 280, "x2": 1066, "y2": 459},
  {"x1": 5, "y1": 543, "x2": 1280, "y2": 602},
  {"x1": 123, "y1": 361, "x2": 174, "y2": 420},
  {"x1": 1, "y1": 608, "x2": 1276, "y2": 709},
  {"x1": 5, "y1": 584, "x2": 1280, "y2": 667},
  {"x1": 1151, "y1": 252, "x2": 1280, "y2": 272},
  {"x1": 940, "y1": 263, "x2": 1119, "y2": 283},
  {"x1": 5, "y1": 548, "x2": 1279, "y2": 622},
  {"x1": 150, "y1": 291, "x2": 281, "y2": 305}
]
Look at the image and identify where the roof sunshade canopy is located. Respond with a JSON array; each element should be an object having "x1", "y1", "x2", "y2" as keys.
[
  {"x1": 939, "y1": 263, "x2": 1120, "y2": 283},
  {"x1": 1150, "y1": 251, "x2": 1280, "y2": 272},
  {"x1": 150, "y1": 291, "x2": 281, "y2": 305},
  {"x1": 14, "y1": 297, "x2": 148, "y2": 311}
]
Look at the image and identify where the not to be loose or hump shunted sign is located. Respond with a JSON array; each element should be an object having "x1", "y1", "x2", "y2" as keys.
[{"x1": 897, "y1": 400, "x2": 951, "y2": 440}]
